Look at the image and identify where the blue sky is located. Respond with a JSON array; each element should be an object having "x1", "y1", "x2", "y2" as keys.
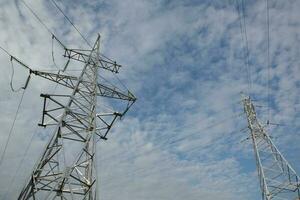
[{"x1": 0, "y1": 0, "x2": 299, "y2": 199}]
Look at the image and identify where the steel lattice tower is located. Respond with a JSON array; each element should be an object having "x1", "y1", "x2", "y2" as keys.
[
  {"x1": 17, "y1": 35, "x2": 136, "y2": 199},
  {"x1": 243, "y1": 96, "x2": 300, "y2": 200}
]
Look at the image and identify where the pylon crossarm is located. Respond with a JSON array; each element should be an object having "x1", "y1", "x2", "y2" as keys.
[
  {"x1": 52, "y1": 35, "x2": 121, "y2": 73},
  {"x1": 95, "y1": 112, "x2": 120, "y2": 140},
  {"x1": 31, "y1": 69, "x2": 135, "y2": 101},
  {"x1": 31, "y1": 70, "x2": 77, "y2": 89},
  {"x1": 37, "y1": 93, "x2": 122, "y2": 141},
  {"x1": 97, "y1": 83, "x2": 136, "y2": 101},
  {"x1": 63, "y1": 48, "x2": 121, "y2": 73},
  {"x1": 10, "y1": 53, "x2": 134, "y2": 102},
  {"x1": 10, "y1": 55, "x2": 78, "y2": 90}
]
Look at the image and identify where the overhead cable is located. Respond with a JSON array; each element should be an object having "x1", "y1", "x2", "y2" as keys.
[
  {"x1": 0, "y1": 89, "x2": 26, "y2": 166},
  {"x1": 235, "y1": 0, "x2": 252, "y2": 94},
  {"x1": 265, "y1": 0, "x2": 271, "y2": 123},
  {"x1": 50, "y1": 0, "x2": 92, "y2": 48},
  {"x1": 21, "y1": 0, "x2": 54, "y2": 36},
  {"x1": 50, "y1": 0, "x2": 115, "y2": 62}
]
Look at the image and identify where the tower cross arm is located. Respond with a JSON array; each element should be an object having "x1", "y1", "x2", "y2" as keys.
[
  {"x1": 52, "y1": 35, "x2": 121, "y2": 73},
  {"x1": 10, "y1": 55, "x2": 134, "y2": 101},
  {"x1": 29, "y1": 67, "x2": 135, "y2": 102},
  {"x1": 31, "y1": 69, "x2": 136, "y2": 101},
  {"x1": 31, "y1": 69, "x2": 77, "y2": 89},
  {"x1": 63, "y1": 48, "x2": 121, "y2": 73},
  {"x1": 97, "y1": 83, "x2": 136, "y2": 101}
]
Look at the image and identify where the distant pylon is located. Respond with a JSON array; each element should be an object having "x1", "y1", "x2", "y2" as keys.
[
  {"x1": 243, "y1": 96, "x2": 300, "y2": 200},
  {"x1": 17, "y1": 34, "x2": 136, "y2": 199}
]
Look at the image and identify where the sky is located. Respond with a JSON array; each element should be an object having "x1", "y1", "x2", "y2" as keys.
[{"x1": 0, "y1": 0, "x2": 299, "y2": 199}]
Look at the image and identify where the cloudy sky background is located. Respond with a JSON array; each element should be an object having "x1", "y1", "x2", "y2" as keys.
[{"x1": 0, "y1": 0, "x2": 299, "y2": 199}]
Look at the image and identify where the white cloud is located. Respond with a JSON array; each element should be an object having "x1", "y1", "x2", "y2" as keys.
[{"x1": 0, "y1": 0, "x2": 299, "y2": 199}]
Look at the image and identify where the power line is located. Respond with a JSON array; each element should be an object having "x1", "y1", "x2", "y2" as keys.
[
  {"x1": 20, "y1": 0, "x2": 63, "y2": 73},
  {"x1": 100, "y1": 127, "x2": 247, "y2": 187},
  {"x1": 0, "y1": 89, "x2": 26, "y2": 166},
  {"x1": 0, "y1": 45, "x2": 11, "y2": 56},
  {"x1": 100, "y1": 99, "x2": 243, "y2": 152},
  {"x1": 22, "y1": 0, "x2": 118, "y2": 67},
  {"x1": 241, "y1": 0, "x2": 252, "y2": 91},
  {"x1": 1, "y1": 2, "x2": 132, "y2": 198},
  {"x1": 51, "y1": 35, "x2": 62, "y2": 71},
  {"x1": 21, "y1": 0, "x2": 54, "y2": 36},
  {"x1": 2, "y1": 83, "x2": 60, "y2": 199},
  {"x1": 99, "y1": 112, "x2": 244, "y2": 164},
  {"x1": 235, "y1": 0, "x2": 252, "y2": 94},
  {"x1": 50, "y1": 0, "x2": 92, "y2": 48},
  {"x1": 168, "y1": 113, "x2": 243, "y2": 145},
  {"x1": 265, "y1": 0, "x2": 271, "y2": 123},
  {"x1": 0, "y1": 45, "x2": 13, "y2": 57},
  {"x1": 50, "y1": 0, "x2": 115, "y2": 63},
  {"x1": 0, "y1": 45, "x2": 31, "y2": 92},
  {"x1": 2, "y1": 121, "x2": 38, "y2": 199},
  {"x1": 10, "y1": 57, "x2": 31, "y2": 92}
]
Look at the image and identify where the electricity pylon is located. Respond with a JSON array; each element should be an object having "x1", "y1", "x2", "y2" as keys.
[
  {"x1": 16, "y1": 34, "x2": 136, "y2": 199},
  {"x1": 243, "y1": 96, "x2": 300, "y2": 200}
]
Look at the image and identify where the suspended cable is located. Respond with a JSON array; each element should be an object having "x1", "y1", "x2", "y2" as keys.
[
  {"x1": 23, "y1": 0, "x2": 117, "y2": 71},
  {"x1": 101, "y1": 127, "x2": 247, "y2": 186},
  {"x1": 99, "y1": 112, "x2": 244, "y2": 164},
  {"x1": 0, "y1": 45, "x2": 11, "y2": 56},
  {"x1": 21, "y1": 0, "x2": 54, "y2": 36},
  {"x1": 99, "y1": 99, "x2": 243, "y2": 147},
  {"x1": 50, "y1": 0, "x2": 91, "y2": 47},
  {"x1": 9, "y1": 58, "x2": 22, "y2": 92},
  {"x1": 168, "y1": 113, "x2": 244, "y2": 145},
  {"x1": 51, "y1": 35, "x2": 60, "y2": 70},
  {"x1": 21, "y1": 0, "x2": 70, "y2": 75},
  {"x1": 0, "y1": 45, "x2": 13, "y2": 57},
  {"x1": 0, "y1": 45, "x2": 31, "y2": 93},
  {"x1": 2, "y1": 121, "x2": 38, "y2": 199},
  {"x1": 241, "y1": 0, "x2": 252, "y2": 91},
  {"x1": 113, "y1": 73, "x2": 130, "y2": 92},
  {"x1": 50, "y1": 0, "x2": 116, "y2": 63},
  {"x1": 176, "y1": 127, "x2": 248, "y2": 156},
  {"x1": 1, "y1": 3, "x2": 61, "y2": 73},
  {"x1": 235, "y1": 0, "x2": 252, "y2": 94},
  {"x1": 23, "y1": 0, "x2": 123, "y2": 76},
  {"x1": 265, "y1": 0, "x2": 271, "y2": 124},
  {"x1": 3, "y1": 83, "x2": 60, "y2": 198},
  {"x1": 0, "y1": 89, "x2": 26, "y2": 166},
  {"x1": 98, "y1": 73, "x2": 128, "y2": 94},
  {"x1": 51, "y1": 0, "x2": 129, "y2": 95},
  {"x1": 51, "y1": 35, "x2": 71, "y2": 72},
  {"x1": 22, "y1": 0, "x2": 70, "y2": 73},
  {"x1": 10, "y1": 57, "x2": 31, "y2": 92}
]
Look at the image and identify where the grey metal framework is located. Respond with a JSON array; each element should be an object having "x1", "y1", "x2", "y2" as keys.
[
  {"x1": 17, "y1": 35, "x2": 136, "y2": 199},
  {"x1": 243, "y1": 96, "x2": 300, "y2": 200}
]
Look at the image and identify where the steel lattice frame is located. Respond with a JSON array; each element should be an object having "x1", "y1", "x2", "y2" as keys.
[
  {"x1": 18, "y1": 35, "x2": 136, "y2": 199},
  {"x1": 243, "y1": 96, "x2": 300, "y2": 200}
]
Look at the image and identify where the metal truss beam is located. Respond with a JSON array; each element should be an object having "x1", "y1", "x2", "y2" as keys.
[
  {"x1": 63, "y1": 48, "x2": 121, "y2": 73},
  {"x1": 52, "y1": 34, "x2": 121, "y2": 73},
  {"x1": 10, "y1": 57, "x2": 136, "y2": 102},
  {"x1": 243, "y1": 96, "x2": 300, "y2": 200}
]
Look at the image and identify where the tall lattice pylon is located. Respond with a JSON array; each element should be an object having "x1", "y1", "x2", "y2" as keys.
[
  {"x1": 243, "y1": 96, "x2": 300, "y2": 200},
  {"x1": 17, "y1": 34, "x2": 136, "y2": 199}
]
